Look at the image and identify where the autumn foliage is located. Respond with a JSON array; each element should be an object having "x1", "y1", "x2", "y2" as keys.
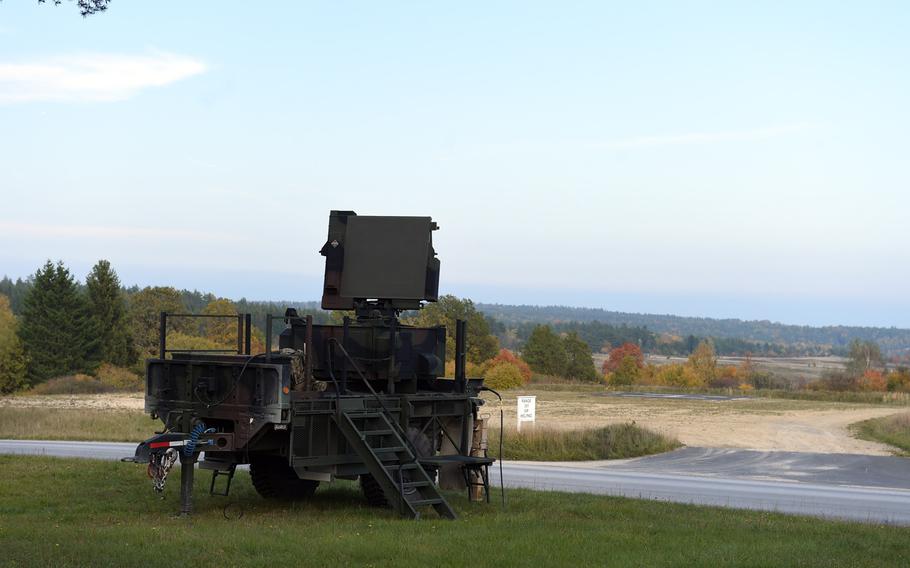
[
  {"x1": 489, "y1": 349, "x2": 533, "y2": 383},
  {"x1": 602, "y1": 343, "x2": 644, "y2": 374}
]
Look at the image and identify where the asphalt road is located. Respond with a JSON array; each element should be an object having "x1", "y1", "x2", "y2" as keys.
[{"x1": 3, "y1": 439, "x2": 910, "y2": 525}]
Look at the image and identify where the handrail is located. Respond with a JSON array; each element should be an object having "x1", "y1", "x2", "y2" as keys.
[
  {"x1": 158, "y1": 312, "x2": 252, "y2": 358},
  {"x1": 327, "y1": 337, "x2": 420, "y2": 459}
]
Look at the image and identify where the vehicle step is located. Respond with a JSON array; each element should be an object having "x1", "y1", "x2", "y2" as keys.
[
  {"x1": 346, "y1": 412, "x2": 384, "y2": 419},
  {"x1": 409, "y1": 498, "x2": 444, "y2": 507},
  {"x1": 362, "y1": 429, "x2": 394, "y2": 437},
  {"x1": 386, "y1": 463, "x2": 419, "y2": 471},
  {"x1": 373, "y1": 446, "x2": 407, "y2": 454}
]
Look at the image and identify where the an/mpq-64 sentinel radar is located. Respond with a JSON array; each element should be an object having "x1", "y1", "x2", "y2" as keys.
[{"x1": 125, "y1": 211, "x2": 494, "y2": 519}]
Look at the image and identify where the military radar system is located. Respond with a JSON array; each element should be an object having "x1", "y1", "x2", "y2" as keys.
[{"x1": 128, "y1": 211, "x2": 494, "y2": 519}]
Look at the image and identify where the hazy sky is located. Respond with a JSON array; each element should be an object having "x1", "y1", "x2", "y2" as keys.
[{"x1": 1, "y1": 2, "x2": 908, "y2": 327}]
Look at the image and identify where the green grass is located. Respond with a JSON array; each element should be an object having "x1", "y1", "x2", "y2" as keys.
[
  {"x1": 0, "y1": 456, "x2": 908, "y2": 567},
  {"x1": 0, "y1": 407, "x2": 155, "y2": 442},
  {"x1": 490, "y1": 424, "x2": 681, "y2": 461},
  {"x1": 851, "y1": 412, "x2": 910, "y2": 455}
]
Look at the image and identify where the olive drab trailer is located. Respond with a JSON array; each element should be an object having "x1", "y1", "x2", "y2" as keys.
[{"x1": 126, "y1": 211, "x2": 495, "y2": 519}]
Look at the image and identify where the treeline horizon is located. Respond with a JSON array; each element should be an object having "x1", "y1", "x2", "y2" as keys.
[{"x1": 4, "y1": 272, "x2": 909, "y2": 360}]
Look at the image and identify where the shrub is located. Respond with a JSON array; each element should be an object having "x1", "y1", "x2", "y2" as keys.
[
  {"x1": 96, "y1": 363, "x2": 143, "y2": 391},
  {"x1": 654, "y1": 363, "x2": 703, "y2": 387},
  {"x1": 483, "y1": 361, "x2": 525, "y2": 390},
  {"x1": 856, "y1": 369, "x2": 887, "y2": 392},
  {"x1": 31, "y1": 374, "x2": 114, "y2": 395},
  {"x1": 607, "y1": 355, "x2": 640, "y2": 386},
  {"x1": 888, "y1": 368, "x2": 910, "y2": 392},
  {"x1": 809, "y1": 371, "x2": 857, "y2": 392},
  {"x1": 750, "y1": 372, "x2": 789, "y2": 390},
  {"x1": 491, "y1": 423, "x2": 680, "y2": 461},
  {"x1": 708, "y1": 365, "x2": 739, "y2": 388},
  {"x1": 487, "y1": 349, "x2": 532, "y2": 383},
  {"x1": 444, "y1": 359, "x2": 486, "y2": 379}
]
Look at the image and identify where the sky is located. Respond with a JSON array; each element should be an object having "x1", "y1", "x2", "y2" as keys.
[{"x1": 0, "y1": 1, "x2": 908, "y2": 327}]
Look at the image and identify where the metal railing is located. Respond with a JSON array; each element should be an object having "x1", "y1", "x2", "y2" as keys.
[{"x1": 158, "y1": 312, "x2": 252, "y2": 358}]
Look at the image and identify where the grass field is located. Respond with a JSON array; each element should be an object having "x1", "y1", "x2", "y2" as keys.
[
  {"x1": 851, "y1": 413, "x2": 910, "y2": 456},
  {"x1": 0, "y1": 407, "x2": 155, "y2": 442},
  {"x1": 0, "y1": 407, "x2": 677, "y2": 462},
  {"x1": 489, "y1": 424, "x2": 680, "y2": 461},
  {"x1": 0, "y1": 456, "x2": 907, "y2": 567}
]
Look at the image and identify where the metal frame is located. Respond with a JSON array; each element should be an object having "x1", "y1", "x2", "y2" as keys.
[{"x1": 158, "y1": 312, "x2": 252, "y2": 358}]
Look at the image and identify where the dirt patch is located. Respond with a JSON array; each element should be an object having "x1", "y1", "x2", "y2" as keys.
[
  {"x1": 0, "y1": 393, "x2": 144, "y2": 411},
  {"x1": 482, "y1": 390, "x2": 904, "y2": 455}
]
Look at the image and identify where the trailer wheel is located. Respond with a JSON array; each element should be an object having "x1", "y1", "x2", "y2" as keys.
[
  {"x1": 360, "y1": 427, "x2": 435, "y2": 508},
  {"x1": 250, "y1": 455, "x2": 319, "y2": 501}
]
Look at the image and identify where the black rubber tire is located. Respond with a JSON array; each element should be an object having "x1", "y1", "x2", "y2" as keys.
[
  {"x1": 359, "y1": 427, "x2": 435, "y2": 508},
  {"x1": 250, "y1": 455, "x2": 319, "y2": 501}
]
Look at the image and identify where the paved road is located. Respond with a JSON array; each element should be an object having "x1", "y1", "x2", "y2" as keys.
[{"x1": 4, "y1": 440, "x2": 910, "y2": 525}]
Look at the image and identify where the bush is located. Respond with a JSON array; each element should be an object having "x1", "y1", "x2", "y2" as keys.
[
  {"x1": 96, "y1": 363, "x2": 143, "y2": 391},
  {"x1": 808, "y1": 371, "x2": 857, "y2": 392},
  {"x1": 30, "y1": 375, "x2": 114, "y2": 395},
  {"x1": 750, "y1": 372, "x2": 789, "y2": 390},
  {"x1": 607, "y1": 355, "x2": 640, "y2": 386},
  {"x1": 888, "y1": 368, "x2": 910, "y2": 392},
  {"x1": 654, "y1": 363, "x2": 702, "y2": 387},
  {"x1": 490, "y1": 423, "x2": 681, "y2": 461},
  {"x1": 483, "y1": 361, "x2": 525, "y2": 390},
  {"x1": 487, "y1": 349, "x2": 532, "y2": 383},
  {"x1": 856, "y1": 370, "x2": 887, "y2": 392},
  {"x1": 444, "y1": 359, "x2": 485, "y2": 379}
]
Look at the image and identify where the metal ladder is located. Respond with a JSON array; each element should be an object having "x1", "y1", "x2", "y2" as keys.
[{"x1": 335, "y1": 410, "x2": 456, "y2": 520}]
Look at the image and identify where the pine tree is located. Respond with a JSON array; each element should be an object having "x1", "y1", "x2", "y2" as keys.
[
  {"x1": 86, "y1": 260, "x2": 136, "y2": 366},
  {"x1": 18, "y1": 261, "x2": 99, "y2": 383},
  {"x1": 0, "y1": 295, "x2": 28, "y2": 393}
]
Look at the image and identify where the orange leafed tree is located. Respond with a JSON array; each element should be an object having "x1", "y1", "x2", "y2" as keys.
[
  {"x1": 488, "y1": 349, "x2": 533, "y2": 383},
  {"x1": 603, "y1": 343, "x2": 644, "y2": 374},
  {"x1": 856, "y1": 369, "x2": 887, "y2": 392}
]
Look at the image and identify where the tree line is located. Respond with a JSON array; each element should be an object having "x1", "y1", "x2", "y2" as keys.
[{"x1": 478, "y1": 303, "x2": 910, "y2": 358}]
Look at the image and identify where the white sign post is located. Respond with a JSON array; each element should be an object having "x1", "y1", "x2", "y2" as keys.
[{"x1": 517, "y1": 395, "x2": 536, "y2": 432}]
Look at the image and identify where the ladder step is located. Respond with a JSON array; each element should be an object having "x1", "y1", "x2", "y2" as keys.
[
  {"x1": 386, "y1": 463, "x2": 420, "y2": 471},
  {"x1": 402, "y1": 480, "x2": 431, "y2": 488},
  {"x1": 362, "y1": 429, "x2": 394, "y2": 437},
  {"x1": 409, "y1": 498, "x2": 444, "y2": 507},
  {"x1": 373, "y1": 446, "x2": 407, "y2": 454},
  {"x1": 348, "y1": 412, "x2": 384, "y2": 419}
]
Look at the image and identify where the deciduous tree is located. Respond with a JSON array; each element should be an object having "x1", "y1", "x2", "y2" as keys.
[
  {"x1": 406, "y1": 295, "x2": 499, "y2": 364},
  {"x1": 603, "y1": 343, "x2": 644, "y2": 374},
  {"x1": 0, "y1": 295, "x2": 28, "y2": 393},
  {"x1": 127, "y1": 286, "x2": 186, "y2": 358}
]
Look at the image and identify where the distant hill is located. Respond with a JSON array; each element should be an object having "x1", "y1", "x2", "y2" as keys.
[{"x1": 476, "y1": 303, "x2": 910, "y2": 357}]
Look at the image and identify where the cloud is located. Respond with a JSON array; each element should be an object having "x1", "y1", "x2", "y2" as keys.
[
  {"x1": 0, "y1": 222, "x2": 239, "y2": 243},
  {"x1": 607, "y1": 123, "x2": 814, "y2": 149},
  {"x1": 0, "y1": 51, "x2": 206, "y2": 103}
]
